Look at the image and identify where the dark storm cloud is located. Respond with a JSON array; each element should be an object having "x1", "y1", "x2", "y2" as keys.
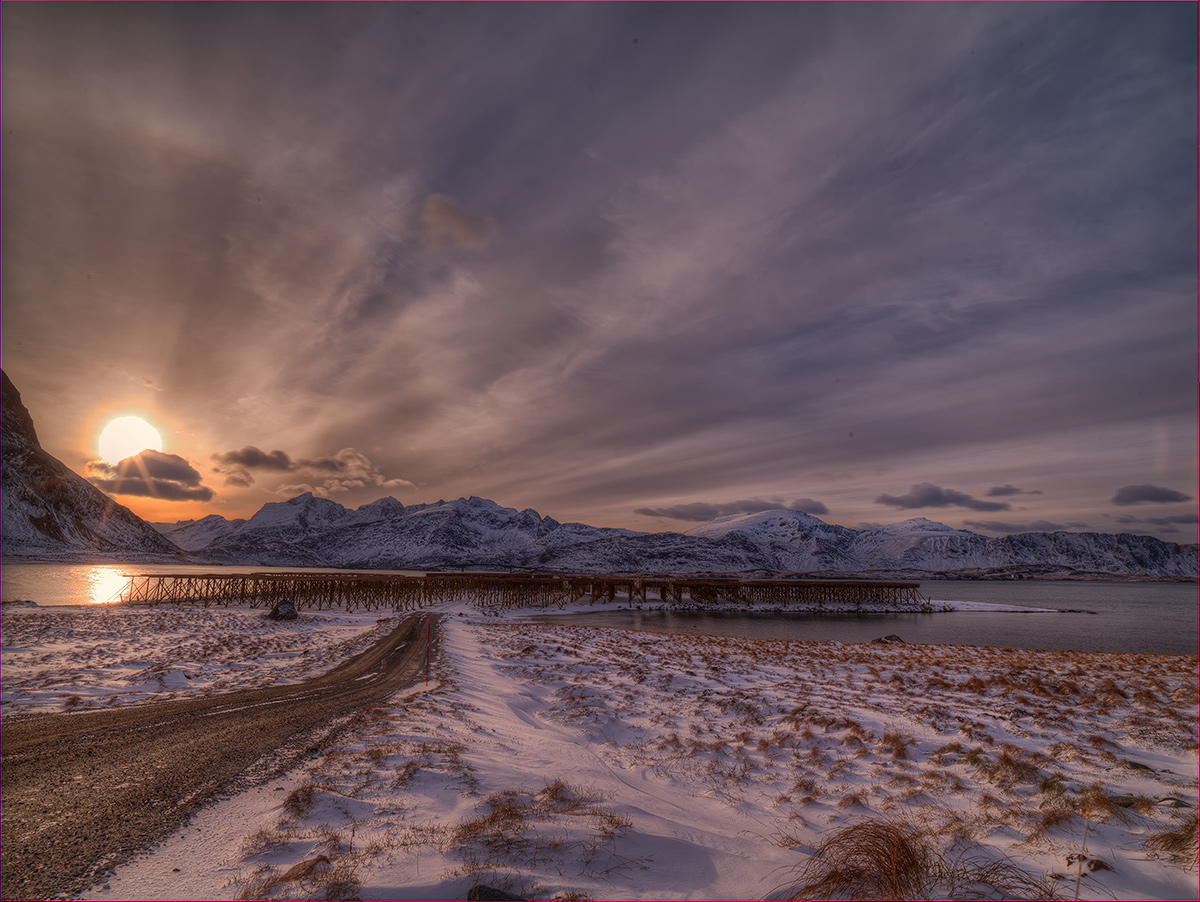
[
  {"x1": 1111, "y1": 485, "x2": 1193, "y2": 506},
  {"x1": 86, "y1": 451, "x2": 215, "y2": 502},
  {"x1": 875, "y1": 484, "x2": 1010, "y2": 513},
  {"x1": 635, "y1": 498, "x2": 829, "y2": 523}
]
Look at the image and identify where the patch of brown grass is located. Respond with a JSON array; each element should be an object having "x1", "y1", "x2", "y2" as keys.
[
  {"x1": 282, "y1": 780, "x2": 331, "y2": 820},
  {"x1": 878, "y1": 732, "x2": 916, "y2": 761},
  {"x1": 1143, "y1": 814, "x2": 1199, "y2": 869},
  {"x1": 775, "y1": 817, "x2": 1059, "y2": 900}
]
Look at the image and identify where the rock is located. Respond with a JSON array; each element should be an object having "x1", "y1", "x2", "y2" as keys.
[
  {"x1": 268, "y1": 600, "x2": 298, "y2": 621},
  {"x1": 871, "y1": 635, "x2": 904, "y2": 644},
  {"x1": 467, "y1": 885, "x2": 525, "y2": 901},
  {"x1": 278, "y1": 854, "x2": 330, "y2": 882}
]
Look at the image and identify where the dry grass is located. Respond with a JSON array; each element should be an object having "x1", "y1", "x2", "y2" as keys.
[
  {"x1": 774, "y1": 817, "x2": 1060, "y2": 901},
  {"x1": 446, "y1": 779, "x2": 639, "y2": 890},
  {"x1": 233, "y1": 856, "x2": 363, "y2": 901},
  {"x1": 981, "y1": 746, "x2": 1043, "y2": 789},
  {"x1": 1143, "y1": 814, "x2": 1199, "y2": 869},
  {"x1": 282, "y1": 780, "x2": 332, "y2": 820}
]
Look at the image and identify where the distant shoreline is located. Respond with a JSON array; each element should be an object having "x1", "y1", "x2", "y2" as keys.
[{"x1": 2, "y1": 556, "x2": 1196, "y2": 583}]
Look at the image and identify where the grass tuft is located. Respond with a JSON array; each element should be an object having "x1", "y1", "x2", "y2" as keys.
[
  {"x1": 1143, "y1": 814, "x2": 1199, "y2": 869},
  {"x1": 775, "y1": 817, "x2": 1060, "y2": 900}
]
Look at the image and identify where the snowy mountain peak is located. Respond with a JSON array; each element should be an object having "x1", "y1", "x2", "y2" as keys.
[
  {"x1": 868, "y1": 518, "x2": 974, "y2": 536},
  {"x1": 686, "y1": 508, "x2": 840, "y2": 540},
  {"x1": 355, "y1": 496, "x2": 405, "y2": 518}
]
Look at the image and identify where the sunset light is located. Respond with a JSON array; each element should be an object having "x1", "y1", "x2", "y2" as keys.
[{"x1": 98, "y1": 416, "x2": 162, "y2": 464}]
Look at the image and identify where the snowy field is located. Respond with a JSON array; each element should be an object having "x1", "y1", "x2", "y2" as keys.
[{"x1": 2, "y1": 600, "x2": 1196, "y2": 901}]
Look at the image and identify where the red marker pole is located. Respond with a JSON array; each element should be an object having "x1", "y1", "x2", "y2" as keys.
[{"x1": 425, "y1": 620, "x2": 430, "y2": 686}]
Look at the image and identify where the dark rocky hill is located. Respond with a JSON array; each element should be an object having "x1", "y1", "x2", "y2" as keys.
[{"x1": 1, "y1": 371, "x2": 183, "y2": 561}]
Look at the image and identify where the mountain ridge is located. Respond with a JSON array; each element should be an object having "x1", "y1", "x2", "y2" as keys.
[{"x1": 151, "y1": 491, "x2": 1198, "y2": 579}]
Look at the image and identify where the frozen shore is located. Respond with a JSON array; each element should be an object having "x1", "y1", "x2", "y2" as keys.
[{"x1": 2, "y1": 601, "x2": 1195, "y2": 901}]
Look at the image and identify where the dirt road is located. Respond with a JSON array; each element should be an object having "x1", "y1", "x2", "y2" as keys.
[{"x1": 1, "y1": 612, "x2": 439, "y2": 901}]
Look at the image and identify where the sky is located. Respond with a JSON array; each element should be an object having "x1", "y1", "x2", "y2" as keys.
[{"x1": 3, "y1": 2, "x2": 1197, "y2": 543}]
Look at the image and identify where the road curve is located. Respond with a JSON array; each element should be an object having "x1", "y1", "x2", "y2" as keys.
[{"x1": 1, "y1": 611, "x2": 440, "y2": 901}]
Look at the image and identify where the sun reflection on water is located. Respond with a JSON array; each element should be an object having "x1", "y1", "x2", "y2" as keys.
[{"x1": 83, "y1": 567, "x2": 132, "y2": 605}]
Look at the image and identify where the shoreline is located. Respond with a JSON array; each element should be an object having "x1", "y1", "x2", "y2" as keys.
[
  {"x1": 8, "y1": 595, "x2": 1198, "y2": 659},
  {"x1": 4, "y1": 556, "x2": 1196, "y2": 582}
]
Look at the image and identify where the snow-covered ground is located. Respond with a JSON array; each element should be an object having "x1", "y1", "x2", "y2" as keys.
[
  {"x1": 3, "y1": 600, "x2": 1196, "y2": 901},
  {"x1": 0, "y1": 605, "x2": 398, "y2": 713}
]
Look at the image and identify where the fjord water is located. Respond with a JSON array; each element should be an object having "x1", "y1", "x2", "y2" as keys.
[
  {"x1": 1, "y1": 564, "x2": 1195, "y2": 654},
  {"x1": 0, "y1": 562, "x2": 421, "y2": 607},
  {"x1": 543, "y1": 580, "x2": 1199, "y2": 655}
]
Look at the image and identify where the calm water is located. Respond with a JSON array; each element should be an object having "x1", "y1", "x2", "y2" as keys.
[
  {"x1": 540, "y1": 580, "x2": 1198, "y2": 655},
  {"x1": 0, "y1": 563, "x2": 421, "y2": 607},
  {"x1": 2, "y1": 564, "x2": 1195, "y2": 655}
]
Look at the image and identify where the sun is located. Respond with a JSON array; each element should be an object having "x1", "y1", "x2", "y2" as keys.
[{"x1": 98, "y1": 416, "x2": 162, "y2": 464}]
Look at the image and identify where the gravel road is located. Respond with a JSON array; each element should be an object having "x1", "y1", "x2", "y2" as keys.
[{"x1": 1, "y1": 611, "x2": 440, "y2": 901}]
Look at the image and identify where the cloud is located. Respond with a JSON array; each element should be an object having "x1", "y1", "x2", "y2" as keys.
[
  {"x1": 212, "y1": 446, "x2": 294, "y2": 472},
  {"x1": 635, "y1": 497, "x2": 829, "y2": 522},
  {"x1": 1111, "y1": 484, "x2": 1193, "y2": 506},
  {"x1": 986, "y1": 484, "x2": 1043, "y2": 497},
  {"x1": 875, "y1": 483, "x2": 1010, "y2": 512},
  {"x1": 1, "y1": 5, "x2": 1194, "y2": 544},
  {"x1": 963, "y1": 519, "x2": 1087, "y2": 535},
  {"x1": 1115, "y1": 513, "x2": 1199, "y2": 527},
  {"x1": 417, "y1": 194, "x2": 493, "y2": 255},
  {"x1": 86, "y1": 450, "x2": 215, "y2": 502},
  {"x1": 212, "y1": 445, "x2": 414, "y2": 495}
]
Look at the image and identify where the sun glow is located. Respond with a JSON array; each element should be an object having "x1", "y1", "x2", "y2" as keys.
[{"x1": 98, "y1": 416, "x2": 162, "y2": 464}]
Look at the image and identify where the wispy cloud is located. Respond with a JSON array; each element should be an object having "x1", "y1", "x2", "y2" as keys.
[
  {"x1": 987, "y1": 485, "x2": 1043, "y2": 497},
  {"x1": 875, "y1": 483, "x2": 1010, "y2": 513},
  {"x1": 635, "y1": 498, "x2": 829, "y2": 523},
  {"x1": 212, "y1": 446, "x2": 414, "y2": 497},
  {"x1": 1111, "y1": 484, "x2": 1193, "y2": 506},
  {"x1": 964, "y1": 519, "x2": 1089, "y2": 536}
]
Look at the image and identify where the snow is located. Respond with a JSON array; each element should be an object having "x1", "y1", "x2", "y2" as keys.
[
  {"x1": 1, "y1": 605, "x2": 401, "y2": 713},
  {"x1": 144, "y1": 492, "x2": 1198, "y2": 577},
  {"x1": 2, "y1": 601, "x2": 1194, "y2": 901}
]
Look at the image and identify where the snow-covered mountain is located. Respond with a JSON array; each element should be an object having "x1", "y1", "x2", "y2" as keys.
[
  {"x1": 153, "y1": 514, "x2": 248, "y2": 551},
  {"x1": 156, "y1": 493, "x2": 641, "y2": 571},
  {"x1": 1, "y1": 370, "x2": 183, "y2": 561},
  {"x1": 686, "y1": 509, "x2": 861, "y2": 572},
  {"x1": 152, "y1": 495, "x2": 1198, "y2": 578}
]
